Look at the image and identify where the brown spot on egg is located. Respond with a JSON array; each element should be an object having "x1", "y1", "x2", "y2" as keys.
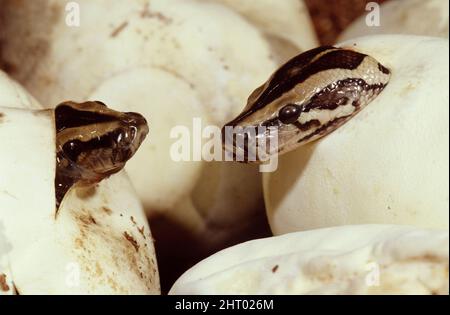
[
  {"x1": 272, "y1": 265, "x2": 279, "y2": 273},
  {"x1": 95, "y1": 262, "x2": 103, "y2": 277},
  {"x1": 138, "y1": 226, "x2": 146, "y2": 239},
  {"x1": 0, "y1": 273, "x2": 10, "y2": 292},
  {"x1": 102, "y1": 206, "x2": 112, "y2": 215},
  {"x1": 69, "y1": 206, "x2": 159, "y2": 293},
  {"x1": 78, "y1": 211, "x2": 97, "y2": 226},
  {"x1": 123, "y1": 231, "x2": 139, "y2": 252},
  {"x1": 74, "y1": 237, "x2": 84, "y2": 249},
  {"x1": 110, "y1": 21, "x2": 129, "y2": 38}
]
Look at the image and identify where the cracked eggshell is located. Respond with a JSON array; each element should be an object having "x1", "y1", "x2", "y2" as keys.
[
  {"x1": 0, "y1": 0, "x2": 277, "y2": 125},
  {"x1": 170, "y1": 225, "x2": 449, "y2": 295},
  {"x1": 264, "y1": 35, "x2": 449, "y2": 235},
  {"x1": 0, "y1": 73, "x2": 159, "y2": 294},
  {"x1": 205, "y1": 0, "x2": 318, "y2": 62},
  {"x1": 338, "y1": 0, "x2": 449, "y2": 42},
  {"x1": 0, "y1": 107, "x2": 160, "y2": 294}
]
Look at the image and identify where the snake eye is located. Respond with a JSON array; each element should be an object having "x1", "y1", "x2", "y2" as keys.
[
  {"x1": 116, "y1": 129, "x2": 129, "y2": 146},
  {"x1": 62, "y1": 140, "x2": 82, "y2": 162},
  {"x1": 116, "y1": 127, "x2": 137, "y2": 148},
  {"x1": 278, "y1": 104, "x2": 302, "y2": 124}
]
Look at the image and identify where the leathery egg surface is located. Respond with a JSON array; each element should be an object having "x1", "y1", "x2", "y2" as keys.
[{"x1": 170, "y1": 225, "x2": 449, "y2": 295}]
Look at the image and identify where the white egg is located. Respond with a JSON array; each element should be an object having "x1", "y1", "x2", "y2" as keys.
[{"x1": 170, "y1": 224, "x2": 449, "y2": 295}]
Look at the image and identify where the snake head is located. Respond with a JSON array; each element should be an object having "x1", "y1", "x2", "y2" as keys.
[
  {"x1": 222, "y1": 46, "x2": 390, "y2": 162},
  {"x1": 54, "y1": 101, "x2": 149, "y2": 211}
]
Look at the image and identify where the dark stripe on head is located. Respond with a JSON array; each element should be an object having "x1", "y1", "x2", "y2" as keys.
[
  {"x1": 55, "y1": 104, "x2": 119, "y2": 132},
  {"x1": 378, "y1": 63, "x2": 390, "y2": 75},
  {"x1": 61, "y1": 129, "x2": 120, "y2": 163},
  {"x1": 226, "y1": 46, "x2": 335, "y2": 126},
  {"x1": 302, "y1": 78, "x2": 378, "y2": 112},
  {"x1": 231, "y1": 47, "x2": 367, "y2": 123},
  {"x1": 256, "y1": 49, "x2": 367, "y2": 108},
  {"x1": 293, "y1": 119, "x2": 321, "y2": 132}
]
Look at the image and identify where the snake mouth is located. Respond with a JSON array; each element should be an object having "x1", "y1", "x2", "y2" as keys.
[{"x1": 221, "y1": 123, "x2": 280, "y2": 163}]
